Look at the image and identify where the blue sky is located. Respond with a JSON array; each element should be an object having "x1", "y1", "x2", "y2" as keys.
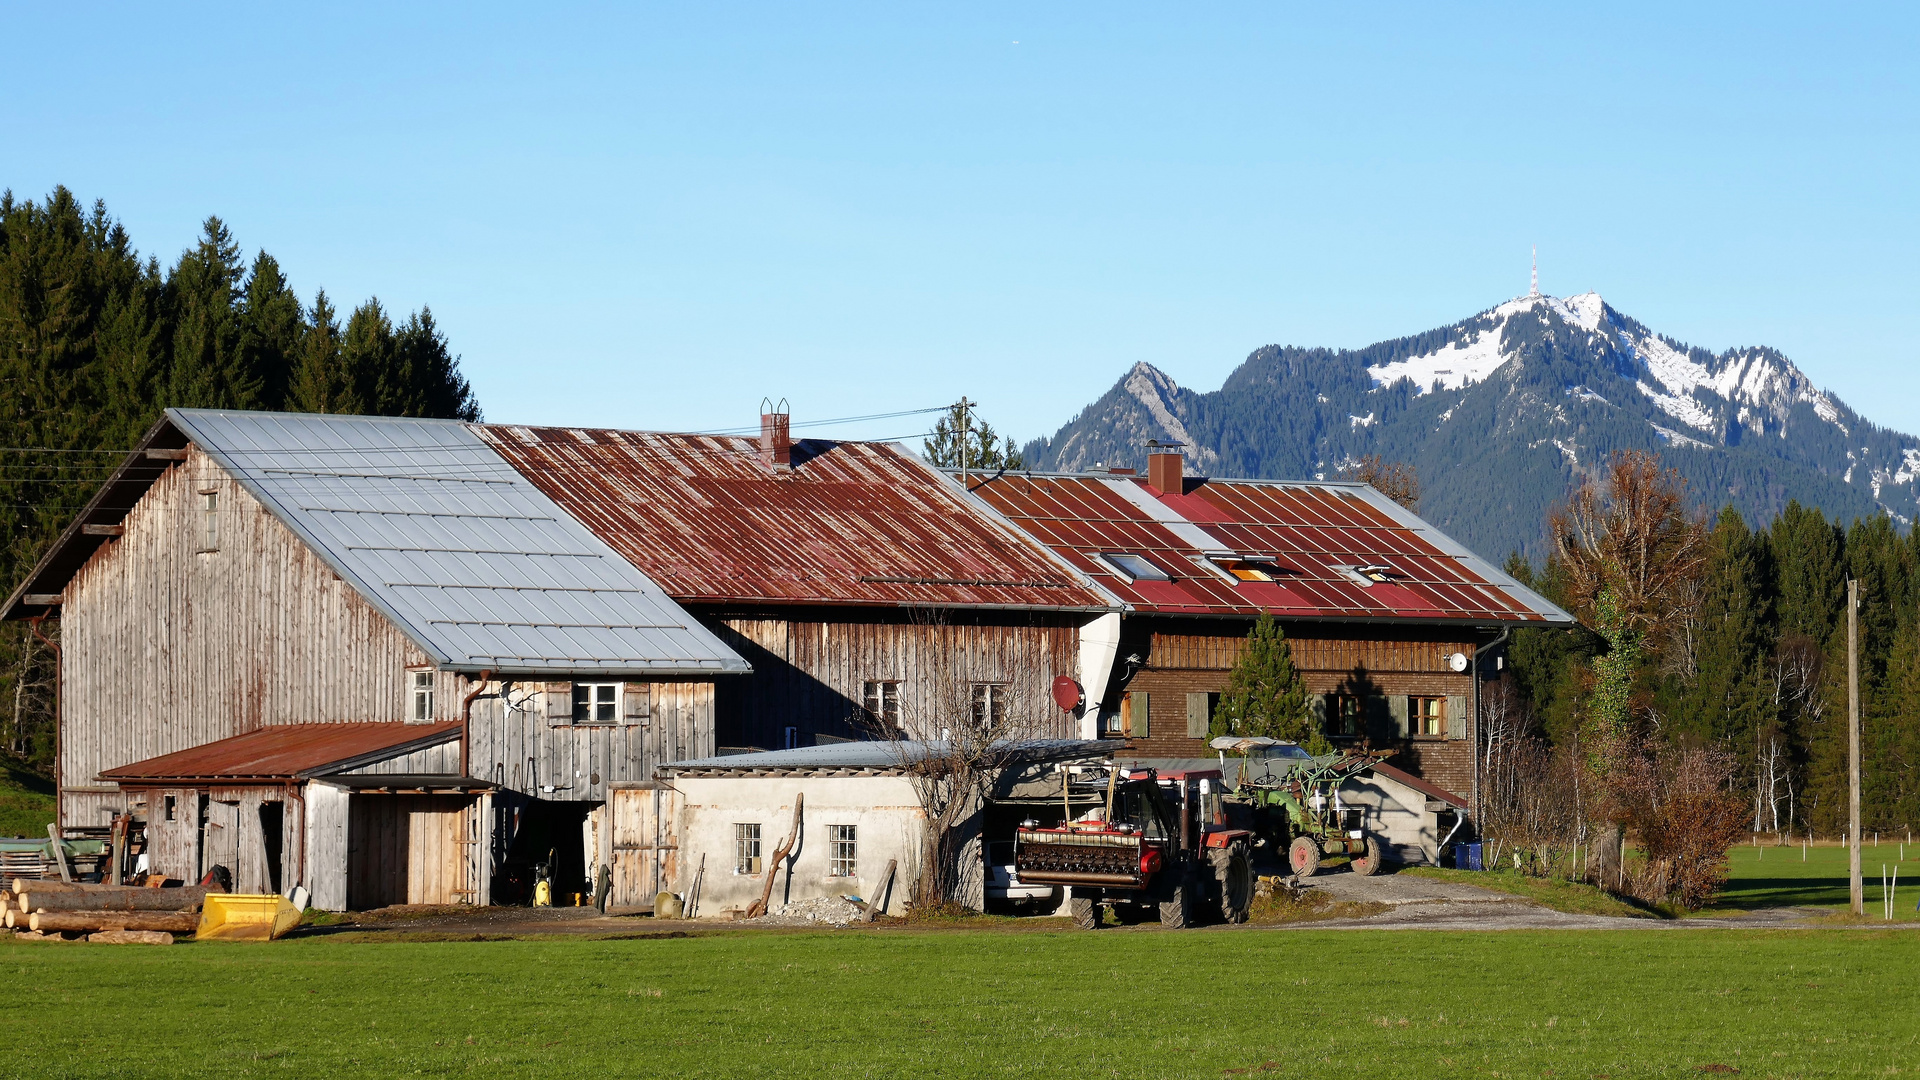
[{"x1": 6, "y1": 3, "x2": 1916, "y2": 445}]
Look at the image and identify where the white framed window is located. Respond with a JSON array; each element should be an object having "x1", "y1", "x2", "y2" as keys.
[
  {"x1": 199, "y1": 490, "x2": 219, "y2": 552},
  {"x1": 970, "y1": 683, "x2": 1008, "y2": 729},
  {"x1": 572, "y1": 682, "x2": 619, "y2": 724},
  {"x1": 1095, "y1": 552, "x2": 1168, "y2": 584},
  {"x1": 409, "y1": 670, "x2": 435, "y2": 722},
  {"x1": 863, "y1": 680, "x2": 902, "y2": 729},
  {"x1": 827, "y1": 824, "x2": 857, "y2": 877},
  {"x1": 735, "y1": 823, "x2": 762, "y2": 875}
]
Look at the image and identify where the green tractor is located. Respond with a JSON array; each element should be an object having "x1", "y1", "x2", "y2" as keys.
[{"x1": 1215, "y1": 737, "x2": 1393, "y2": 877}]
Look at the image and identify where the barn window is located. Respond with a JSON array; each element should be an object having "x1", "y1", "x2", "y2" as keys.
[
  {"x1": 862, "y1": 681, "x2": 902, "y2": 730},
  {"x1": 1413, "y1": 696, "x2": 1446, "y2": 737},
  {"x1": 827, "y1": 825, "x2": 857, "y2": 877},
  {"x1": 409, "y1": 670, "x2": 435, "y2": 722},
  {"x1": 734, "y1": 823, "x2": 762, "y2": 875},
  {"x1": 970, "y1": 683, "x2": 1008, "y2": 729},
  {"x1": 199, "y1": 490, "x2": 219, "y2": 551},
  {"x1": 572, "y1": 682, "x2": 619, "y2": 724},
  {"x1": 1327, "y1": 694, "x2": 1365, "y2": 739},
  {"x1": 163, "y1": 795, "x2": 177, "y2": 822}
]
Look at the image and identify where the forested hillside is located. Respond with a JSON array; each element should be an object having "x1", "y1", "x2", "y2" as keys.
[
  {"x1": 1024, "y1": 293, "x2": 1912, "y2": 562},
  {"x1": 0, "y1": 187, "x2": 481, "y2": 772}
]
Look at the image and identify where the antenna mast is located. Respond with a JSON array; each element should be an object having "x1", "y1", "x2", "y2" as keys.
[{"x1": 1530, "y1": 246, "x2": 1540, "y2": 298}]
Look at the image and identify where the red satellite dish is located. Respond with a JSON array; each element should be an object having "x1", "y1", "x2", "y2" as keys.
[{"x1": 1051, "y1": 676, "x2": 1083, "y2": 712}]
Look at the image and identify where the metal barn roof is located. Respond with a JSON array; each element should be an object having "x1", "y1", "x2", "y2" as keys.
[
  {"x1": 662, "y1": 738, "x2": 1113, "y2": 776},
  {"x1": 474, "y1": 425, "x2": 1114, "y2": 612},
  {"x1": 167, "y1": 410, "x2": 749, "y2": 675},
  {"x1": 99, "y1": 722, "x2": 464, "y2": 783},
  {"x1": 964, "y1": 471, "x2": 1572, "y2": 625}
]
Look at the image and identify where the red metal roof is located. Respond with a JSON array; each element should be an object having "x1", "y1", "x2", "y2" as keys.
[
  {"x1": 475, "y1": 426, "x2": 1111, "y2": 611},
  {"x1": 965, "y1": 472, "x2": 1570, "y2": 624},
  {"x1": 100, "y1": 723, "x2": 464, "y2": 783}
]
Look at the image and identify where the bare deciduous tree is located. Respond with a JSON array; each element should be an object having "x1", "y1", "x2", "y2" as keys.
[
  {"x1": 1336, "y1": 455, "x2": 1419, "y2": 511},
  {"x1": 1550, "y1": 450, "x2": 1706, "y2": 640}
]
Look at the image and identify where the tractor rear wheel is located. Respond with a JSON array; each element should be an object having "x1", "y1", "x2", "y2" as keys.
[
  {"x1": 1069, "y1": 895, "x2": 1100, "y2": 930},
  {"x1": 1212, "y1": 845, "x2": 1254, "y2": 923},
  {"x1": 1352, "y1": 835, "x2": 1386, "y2": 876},
  {"x1": 1289, "y1": 835, "x2": 1322, "y2": 878},
  {"x1": 1158, "y1": 880, "x2": 1191, "y2": 929}
]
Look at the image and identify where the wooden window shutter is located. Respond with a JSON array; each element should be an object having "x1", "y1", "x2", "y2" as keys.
[
  {"x1": 544, "y1": 682, "x2": 573, "y2": 722},
  {"x1": 624, "y1": 683, "x2": 652, "y2": 723},
  {"x1": 1309, "y1": 694, "x2": 1330, "y2": 732},
  {"x1": 1185, "y1": 693, "x2": 1211, "y2": 739},
  {"x1": 1382, "y1": 691, "x2": 1413, "y2": 734},
  {"x1": 1446, "y1": 695, "x2": 1467, "y2": 739},
  {"x1": 1125, "y1": 692, "x2": 1150, "y2": 738}
]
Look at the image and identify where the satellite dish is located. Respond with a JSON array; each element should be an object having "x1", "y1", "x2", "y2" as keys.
[
  {"x1": 1448, "y1": 652, "x2": 1469, "y2": 672},
  {"x1": 1051, "y1": 676, "x2": 1084, "y2": 711}
]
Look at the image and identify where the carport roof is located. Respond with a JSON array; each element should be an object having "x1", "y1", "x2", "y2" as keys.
[
  {"x1": 662, "y1": 739, "x2": 1113, "y2": 777},
  {"x1": 99, "y1": 722, "x2": 465, "y2": 783}
]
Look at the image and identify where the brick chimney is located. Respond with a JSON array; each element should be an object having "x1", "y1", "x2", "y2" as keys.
[
  {"x1": 759, "y1": 409, "x2": 791, "y2": 470},
  {"x1": 1147, "y1": 450, "x2": 1183, "y2": 494}
]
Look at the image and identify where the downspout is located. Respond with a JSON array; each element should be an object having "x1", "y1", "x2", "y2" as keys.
[
  {"x1": 1469, "y1": 629, "x2": 1510, "y2": 830},
  {"x1": 461, "y1": 670, "x2": 493, "y2": 780},
  {"x1": 30, "y1": 614, "x2": 60, "y2": 829}
]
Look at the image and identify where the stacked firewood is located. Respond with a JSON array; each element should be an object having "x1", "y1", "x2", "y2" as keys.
[{"x1": 4, "y1": 879, "x2": 217, "y2": 943}]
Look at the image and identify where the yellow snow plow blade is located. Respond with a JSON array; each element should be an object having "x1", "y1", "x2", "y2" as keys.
[{"x1": 196, "y1": 894, "x2": 302, "y2": 941}]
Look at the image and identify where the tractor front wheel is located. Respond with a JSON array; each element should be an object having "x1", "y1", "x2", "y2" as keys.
[
  {"x1": 1352, "y1": 835, "x2": 1386, "y2": 876},
  {"x1": 1289, "y1": 835, "x2": 1322, "y2": 878},
  {"x1": 1068, "y1": 895, "x2": 1100, "y2": 930},
  {"x1": 1212, "y1": 845, "x2": 1254, "y2": 923}
]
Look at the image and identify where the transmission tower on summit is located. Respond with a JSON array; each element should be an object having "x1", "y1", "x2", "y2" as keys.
[{"x1": 1529, "y1": 246, "x2": 1540, "y2": 298}]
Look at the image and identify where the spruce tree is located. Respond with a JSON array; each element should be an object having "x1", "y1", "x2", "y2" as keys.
[
  {"x1": 287, "y1": 290, "x2": 359, "y2": 414},
  {"x1": 238, "y1": 252, "x2": 302, "y2": 409},
  {"x1": 1670, "y1": 509, "x2": 1775, "y2": 777},
  {"x1": 925, "y1": 402, "x2": 1022, "y2": 471},
  {"x1": 165, "y1": 217, "x2": 258, "y2": 409},
  {"x1": 386, "y1": 307, "x2": 480, "y2": 420},
  {"x1": 1210, "y1": 616, "x2": 1320, "y2": 748}
]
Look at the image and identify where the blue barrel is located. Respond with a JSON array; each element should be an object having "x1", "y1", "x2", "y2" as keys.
[{"x1": 1455, "y1": 842, "x2": 1484, "y2": 871}]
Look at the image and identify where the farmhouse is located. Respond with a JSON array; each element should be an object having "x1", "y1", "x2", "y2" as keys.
[
  {"x1": 964, "y1": 450, "x2": 1576, "y2": 828},
  {"x1": 5, "y1": 409, "x2": 748, "y2": 908}
]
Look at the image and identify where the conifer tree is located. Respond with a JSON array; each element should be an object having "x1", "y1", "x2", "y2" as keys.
[
  {"x1": 1210, "y1": 616, "x2": 1321, "y2": 748},
  {"x1": 238, "y1": 252, "x2": 302, "y2": 409},
  {"x1": 925, "y1": 401, "x2": 1022, "y2": 471},
  {"x1": 287, "y1": 290, "x2": 359, "y2": 414},
  {"x1": 1669, "y1": 509, "x2": 1775, "y2": 766}
]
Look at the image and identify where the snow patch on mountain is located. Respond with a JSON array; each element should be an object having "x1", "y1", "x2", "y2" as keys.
[
  {"x1": 1652, "y1": 424, "x2": 1712, "y2": 451},
  {"x1": 1636, "y1": 380, "x2": 1719, "y2": 434},
  {"x1": 1365, "y1": 292, "x2": 1607, "y2": 395}
]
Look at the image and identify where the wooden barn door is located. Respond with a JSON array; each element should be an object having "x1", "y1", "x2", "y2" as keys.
[
  {"x1": 610, "y1": 786, "x2": 680, "y2": 909},
  {"x1": 348, "y1": 797, "x2": 408, "y2": 910},
  {"x1": 405, "y1": 796, "x2": 469, "y2": 906}
]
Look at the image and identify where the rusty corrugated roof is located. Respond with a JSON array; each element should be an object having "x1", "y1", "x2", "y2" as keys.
[
  {"x1": 474, "y1": 426, "x2": 1113, "y2": 611},
  {"x1": 99, "y1": 722, "x2": 464, "y2": 782},
  {"x1": 965, "y1": 471, "x2": 1572, "y2": 625}
]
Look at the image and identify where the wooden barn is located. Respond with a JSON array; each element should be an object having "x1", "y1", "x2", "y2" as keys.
[
  {"x1": 965, "y1": 450, "x2": 1576, "y2": 818},
  {"x1": 3, "y1": 408, "x2": 748, "y2": 908}
]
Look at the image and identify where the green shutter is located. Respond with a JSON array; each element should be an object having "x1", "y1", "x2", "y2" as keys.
[
  {"x1": 1446, "y1": 695, "x2": 1467, "y2": 739},
  {"x1": 1384, "y1": 695, "x2": 1409, "y2": 739},
  {"x1": 1185, "y1": 693, "x2": 1210, "y2": 739}
]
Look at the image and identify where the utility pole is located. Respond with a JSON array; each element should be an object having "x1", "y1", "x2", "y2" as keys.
[
  {"x1": 1849, "y1": 578, "x2": 1863, "y2": 916},
  {"x1": 957, "y1": 397, "x2": 973, "y2": 487}
]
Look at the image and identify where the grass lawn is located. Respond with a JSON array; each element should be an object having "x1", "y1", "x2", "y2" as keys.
[
  {"x1": 1711, "y1": 841, "x2": 1920, "y2": 920},
  {"x1": 5, "y1": 928, "x2": 1918, "y2": 1078},
  {"x1": 1399, "y1": 866, "x2": 1655, "y2": 918},
  {"x1": 0, "y1": 758, "x2": 54, "y2": 839}
]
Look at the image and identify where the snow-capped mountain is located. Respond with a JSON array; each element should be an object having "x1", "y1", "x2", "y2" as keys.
[{"x1": 1025, "y1": 292, "x2": 1915, "y2": 560}]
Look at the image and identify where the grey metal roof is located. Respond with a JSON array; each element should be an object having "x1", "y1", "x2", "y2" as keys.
[
  {"x1": 167, "y1": 409, "x2": 749, "y2": 677},
  {"x1": 662, "y1": 739, "x2": 1113, "y2": 774}
]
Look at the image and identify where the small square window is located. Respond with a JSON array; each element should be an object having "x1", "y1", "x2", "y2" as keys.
[
  {"x1": 970, "y1": 683, "x2": 1008, "y2": 729},
  {"x1": 409, "y1": 670, "x2": 435, "y2": 722},
  {"x1": 200, "y1": 490, "x2": 219, "y2": 551},
  {"x1": 572, "y1": 683, "x2": 619, "y2": 724},
  {"x1": 1413, "y1": 696, "x2": 1446, "y2": 738},
  {"x1": 782, "y1": 726, "x2": 801, "y2": 749},
  {"x1": 1328, "y1": 694, "x2": 1364, "y2": 739},
  {"x1": 735, "y1": 823, "x2": 762, "y2": 875},
  {"x1": 827, "y1": 824, "x2": 857, "y2": 878},
  {"x1": 863, "y1": 681, "x2": 902, "y2": 729},
  {"x1": 163, "y1": 794, "x2": 178, "y2": 822}
]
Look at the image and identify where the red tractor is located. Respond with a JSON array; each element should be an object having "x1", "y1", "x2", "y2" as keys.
[{"x1": 1013, "y1": 766, "x2": 1255, "y2": 929}]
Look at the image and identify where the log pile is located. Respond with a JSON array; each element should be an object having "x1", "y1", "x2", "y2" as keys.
[{"x1": 5, "y1": 879, "x2": 216, "y2": 942}]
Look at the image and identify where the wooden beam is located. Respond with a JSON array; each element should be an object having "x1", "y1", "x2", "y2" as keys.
[
  {"x1": 22, "y1": 594, "x2": 62, "y2": 606},
  {"x1": 81, "y1": 524, "x2": 125, "y2": 537},
  {"x1": 144, "y1": 448, "x2": 188, "y2": 461}
]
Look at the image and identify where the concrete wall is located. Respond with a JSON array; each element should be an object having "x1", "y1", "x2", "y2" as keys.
[
  {"x1": 670, "y1": 774, "x2": 924, "y2": 917},
  {"x1": 1337, "y1": 771, "x2": 1461, "y2": 866}
]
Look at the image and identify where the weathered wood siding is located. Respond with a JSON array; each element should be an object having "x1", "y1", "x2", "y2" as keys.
[
  {"x1": 305, "y1": 782, "x2": 350, "y2": 910},
  {"x1": 338, "y1": 740, "x2": 463, "y2": 776},
  {"x1": 706, "y1": 612, "x2": 1081, "y2": 749},
  {"x1": 346, "y1": 794, "x2": 477, "y2": 907},
  {"x1": 467, "y1": 679, "x2": 713, "y2": 800},
  {"x1": 57, "y1": 449, "x2": 461, "y2": 821},
  {"x1": 609, "y1": 784, "x2": 681, "y2": 909}
]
